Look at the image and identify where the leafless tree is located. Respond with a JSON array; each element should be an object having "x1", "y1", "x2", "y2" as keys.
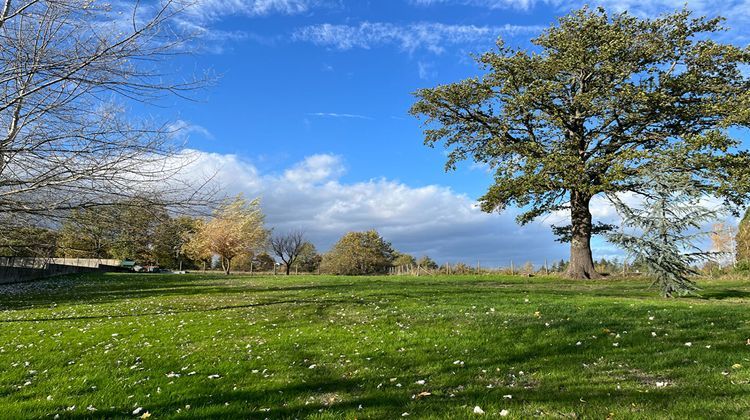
[
  {"x1": 0, "y1": 0, "x2": 214, "y2": 235},
  {"x1": 270, "y1": 230, "x2": 305, "y2": 275}
]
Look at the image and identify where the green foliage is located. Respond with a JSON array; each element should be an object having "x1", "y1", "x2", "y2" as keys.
[
  {"x1": 253, "y1": 253, "x2": 277, "y2": 271},
  {"x1": 607, "y1": 165, "x2": 719, "y2": 297},
  {"x1": 58, "y1": 207, "x2": 119, "y2": 259},
  {"x1": 393, "y1": 253, "x2": 417, "y2": 267},
  {"x1": 417, "y1": 255, "x2": 439, "y2": 269},
  {"x1": 0, "y1": 226, "x2": 58, "y2": 257},
  {"x1": 58, "y1": 201, "x2": 176, "y2": 264},
  {"x1": 294, "y1": 242, "x2": 322, "y2": 272},
  {"x1": 321, "y1": 230, "x2": 395, "y2": 275},
  {"x1": 411, "y1": 7, "x2": 750, "y2": 273},
  {"x1": 150, "y1": 216, "x2": 202, "y2": 269}
]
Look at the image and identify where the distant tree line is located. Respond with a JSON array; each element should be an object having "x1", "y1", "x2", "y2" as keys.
[{"x1": 0, "y1": 194, "x2": 442, "y2": 276}]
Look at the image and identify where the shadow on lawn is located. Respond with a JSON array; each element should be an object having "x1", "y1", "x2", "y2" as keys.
[
  {"x1": 0, "y1": 297, "x2": 370, "y2": 323},
  {"x1": 59, "y1": 375, "x2": 750, "y2": 419},
  {"x1": 698, "y1": 289, "x2": 750, "y2": 300}
]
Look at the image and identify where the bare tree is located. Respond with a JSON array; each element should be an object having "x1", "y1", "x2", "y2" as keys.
[
  {"x1": 270, "y1": 230, "x2": 305, "y2": 275},
  {"x1": 0, "y1": 0, "x2": 212, "y2": 234}
]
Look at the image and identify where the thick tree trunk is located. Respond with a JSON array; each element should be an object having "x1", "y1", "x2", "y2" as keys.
[
  {"x1": 285, "y1": 264, "x2": 291, "y2": 275},
  {"x1": 565, "y1": 190, "x2": 601, "y2": 279}
]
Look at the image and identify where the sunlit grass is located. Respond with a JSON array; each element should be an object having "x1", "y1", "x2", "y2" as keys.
[{"x1": 1, "y1": 273, "x2": 750, "y2": 418}]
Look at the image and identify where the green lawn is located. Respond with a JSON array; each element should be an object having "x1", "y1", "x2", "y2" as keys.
[{"x1": 1, "y1": 273, "x2": 750, "y2": 418}]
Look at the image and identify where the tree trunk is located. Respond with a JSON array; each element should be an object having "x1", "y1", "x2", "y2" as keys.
[
  {"x1": 223, "y1": 257, "x2": 231, "y2": 275},
  {"x1": 565, "y1": 190, "x2": 601, "y2": 279},
  {"x1": 285, "y1": 263, "x2": 291, "y2": 275}
]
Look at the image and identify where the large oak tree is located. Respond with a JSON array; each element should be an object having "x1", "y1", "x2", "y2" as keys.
[{"x1": 411, "y1": 7, "x2": 750, "y2": 278}]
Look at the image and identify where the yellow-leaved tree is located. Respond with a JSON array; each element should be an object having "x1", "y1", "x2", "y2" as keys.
[{"x1": 186, "y1": 195, "x2": 268, "y2": 275}]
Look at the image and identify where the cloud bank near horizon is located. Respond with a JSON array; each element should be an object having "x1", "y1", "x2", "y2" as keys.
[{"x1": 183, "y1": 151, "x2": 641, "y2": 266}]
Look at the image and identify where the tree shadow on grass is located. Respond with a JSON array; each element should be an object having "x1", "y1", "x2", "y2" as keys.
[
  {"x1": 698, "y1": 289, "x2": 750, "y2": 301},
  {"x1": 57, "y1": 374, "x2": 750, "y2": 419}
]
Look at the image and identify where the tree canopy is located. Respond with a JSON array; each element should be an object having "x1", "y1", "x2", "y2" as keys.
[
  {"x1": 411, "y1": 7, "x2": 750, "y2": 278},
  {"x1": 322, "y1": 230, "x2": 395, "y2": 275},
  {"x1": 186, "y1": 195, "x2": 268, "y2": 275}
]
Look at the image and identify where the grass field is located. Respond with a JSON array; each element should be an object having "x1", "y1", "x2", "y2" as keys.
[{"x1": 2, "y1": 273, "x2": 750, "y2": 418}]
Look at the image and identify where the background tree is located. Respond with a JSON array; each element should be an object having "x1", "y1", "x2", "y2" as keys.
[
  {"x1": 183, "y1": 219, "x2": 213, "y2": 271},
  {"x1": 294, "y1": 242, "x2": 322, "y2": 273},
  {"x1": 607, "y1": 165, "x2": 719, "y2": 297},
  {"x1": 735, "y1": 209, "x2": 750, "y2": 265},
  {"x1": 58, "y1": 207, "x2": 120, "y2": 259},
  {"x1": 57, "y1": 201, "x2": 167, "y2": 262},
  {"x1": 393, "y1": 253, "x2": 417, "y2": 267},
  {"x1": 0, "y1": 0, "x2": 210, "y2": 233},
  {"x1": 417, "y1": 255, "x2": 439, "y2": 270},
  {"x1": 321, "y1": 230, "x2": 395, "y2": 275},
  {"x1": 411, "y1": 7, "x2": 750, "y2": 279},
  {"x1": 253, "y1": 253, "x2": 277, "y2": 272},
  {"x1": 710, "y1": 222, "x2": 736, "y2": 269},
  {"x1": 189, "y1": 195, "x2": 268, "y2": 275},
  {"x1": 107, "y1": 201, "x2": 168, "y2": 263},
  {"x1": 270, "y1": 230, "x2": 306, "y2": 275},
  {"x1": 152, "y1": 216, "x2": 201, "y2": 270},
  {"x1": 0, "y1": 226, "x2": 58, "y2": 258}
]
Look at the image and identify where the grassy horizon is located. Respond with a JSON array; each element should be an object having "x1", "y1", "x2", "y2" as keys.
[{"x1": 1, "y1": 273, "x2": 750, "y2": 418}]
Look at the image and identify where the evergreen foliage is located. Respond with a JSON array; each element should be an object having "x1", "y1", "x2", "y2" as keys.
[{"x1": 607, "y1": 166, "x2": 719, "y2": 297}]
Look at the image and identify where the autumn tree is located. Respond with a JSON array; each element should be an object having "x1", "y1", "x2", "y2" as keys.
[
  {"x1": 710, "y1": 222, "x2": 736, "y2": 268},
  {"x1": 188, "y1": 196, "x2": 268, "y2": 275},
  {"x1": 322, "y1": 230, "x2": 395, "y2": 275},
  {"x1": 269, "y1": 230, "x2": 306, "y2": 275},
  {"x1": 411, "y1": 7, "x2": 750, "y2": 279},
  {"x1": 735, "y1": 209, "x2": 750, "y2": 264}
]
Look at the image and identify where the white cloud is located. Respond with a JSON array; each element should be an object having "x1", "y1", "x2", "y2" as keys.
[
  {"x1": 167, "y1": 120, "x2": 215, "y2": 141},
  {"x1": 308, "y1": 112, "x2": 373, "y2": 120},
  {"x1": 182, "y1": 0, "x2": 323, "y2": 22},
  {"x1": 410, "y1": 0, "x2": 750, "y2": 27},
  {"x1": 410, "y1": 0, "x2": 539, "y2": 10},
  {"x1": 182, "y1": 151, "x2": 573, "y2": 266},
  {"x1": 417, "y1": 61, "x2": 437, "y2": 80},
  {"x1": 293, "y1": 22, "x2": 544, "y2": 54}
]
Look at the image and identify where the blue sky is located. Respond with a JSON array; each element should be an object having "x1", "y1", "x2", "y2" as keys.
[{"x1": 151, "y1": 0, "x2": 750, "y2": 266}]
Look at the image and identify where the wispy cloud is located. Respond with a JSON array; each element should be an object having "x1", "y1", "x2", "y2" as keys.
[
  {"x1": 410, "y1": 0, "x2": 750, "y2": 23},
  {"x1": 167, "y1": 120, "x2": 215, "y2": 141},
  {"x1": 293, "y1": 22, "x2": 544, "y2": 54},
  {"x1": 417, "y1": 61, "x2": 437, "y2": 79},
  {"x1": 182, "y1": 0, "x2": 324, "y2": 22},
  {"x1": 410, "y1": 0, "x2": 538, "y2": 10},
  {"x1": 308, "y1": 112, "x2": 374, "y2": 120}
]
